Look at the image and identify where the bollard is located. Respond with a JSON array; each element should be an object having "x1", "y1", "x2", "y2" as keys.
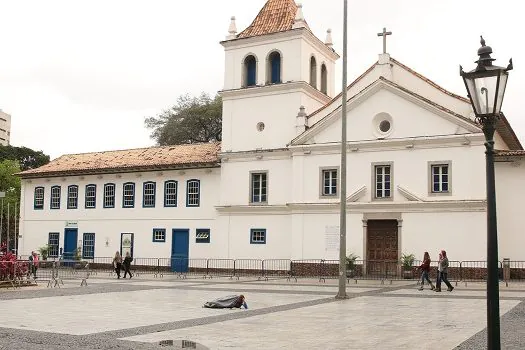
[{"x1": 503, "y1": 258, "x2": 510, "y2": 287}]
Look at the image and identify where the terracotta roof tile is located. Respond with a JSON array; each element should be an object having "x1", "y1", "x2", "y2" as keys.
[
  {"x1": 237, "y1": 0, "x2": 307, "y2": 39},
  {"x1": 495, "y1": 149, "x2": 525, "y2": 157},
  {"x1": 17, "y1": 142, "x2": 221, "y2": 178}
]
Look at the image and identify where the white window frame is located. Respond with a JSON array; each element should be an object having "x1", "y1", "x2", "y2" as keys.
[
  {"x1": 186, "y1": 180, "x2": 200, "y2": 207},
  {"x1": 153, "y1": 228, "x2": 166, "y2": 242},
  {"x1": 429, "y1": 161, "x2": 452, "y2": 195},
  {"x1": 250, "y1": 229, "x2": 266, "y2": 244},
  {"x1": 123, "y1": 183, "x2": 135, "y2": 208},
  {"x1": 372, "y1": 162, "x2": 393, "y2": 200},
  {"x1": 143, "y1": 182, "x2": 156, "y2": 208},
  {"x1": 48, "y1": 232, "x2": 59, "y2": 257},
  {"x1": 67, "y1": 185, "x2": 78, "y2": 209},
  {"x1": 320, "y1": 167, "x2": 339, "y2": 197},
  {"x1": 34, "y1": 187, "x2": 44, "y2": 210},
  {"x1": 250, "y1": 171, "x2": 268, "y2": 204},
  {"x1": 164, "y1": 180, "x2": 178, "y2": 207},
  {"x1": 82, "y1": 233, "x2": 95, "y2": 259},
  {"x1": 104, "y1": 183, "x2": 116, "y2": 208},
  {"x1": 85, "y1": 184, "x2": 97, "y2": 209},
  {"x1": 50, "y1": 186, "x2": 61, "y2": 209}
]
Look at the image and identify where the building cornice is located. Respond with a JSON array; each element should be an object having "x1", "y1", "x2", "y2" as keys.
[
  {"x1": 221, "y1": 28, "x2": 340, "y2": 61},
  {"x1": 219, "y1": 81, "x2": 330, "y2": 105},
  {"x1": 216, "y1": 200, "x2": 486, "y2": 215},
  {"x1": 289, "y1": 133, "x2": 486, "y2": 154}
]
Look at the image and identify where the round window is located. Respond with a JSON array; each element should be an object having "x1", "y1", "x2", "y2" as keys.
[
  {"x1": 256, "y1": 122, "x2": 265, "y2": 132},
  {"x1": 379, "y1": 120, "x2": 391, "y2": 133}
]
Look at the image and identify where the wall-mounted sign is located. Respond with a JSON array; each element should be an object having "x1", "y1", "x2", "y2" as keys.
[{"x1": 65, "y1": 221, "x2": 78, "y2": 228}]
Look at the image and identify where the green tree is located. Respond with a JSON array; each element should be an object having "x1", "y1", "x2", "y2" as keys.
[
  {"x1": 0, "y1": 145, "x2": 50, "y2": 171},
  {"x1": 0, "y1": 160, "x2": 21, "y2": 250},
  {"x1": 145, "y1": 93, "x2": 222, "y2": 145}
]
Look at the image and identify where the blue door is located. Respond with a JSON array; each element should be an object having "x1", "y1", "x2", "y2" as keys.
[
  {"x1": 63, "y1": 228, "x2": 78, "y2": 261},
  {"x1": 171, "y1": 229, "x2": 189, "y2": 272}
]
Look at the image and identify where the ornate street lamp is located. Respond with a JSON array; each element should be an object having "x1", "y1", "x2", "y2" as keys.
[{"x1": 460, "y1": 36, "x2": 513, "y2": 350}]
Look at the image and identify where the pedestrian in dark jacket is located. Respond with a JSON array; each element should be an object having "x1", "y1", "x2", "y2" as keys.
[
  {"x1": 123, "y1": 252, "x2": 133, "y2": 279},
  {"x1": 113, "y1": 251, "x2": 123, "y2": 279},
  {"x1": 418, "y1": 252, "x2": 434, "y2": 291},
  {"x1": 435, "y1": 250, "x2": 454, "y2": 292}
]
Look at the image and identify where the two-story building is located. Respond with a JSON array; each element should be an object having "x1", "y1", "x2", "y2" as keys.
[{"x1": 17, "y1": 0, "x2": 525, "y2": 263}]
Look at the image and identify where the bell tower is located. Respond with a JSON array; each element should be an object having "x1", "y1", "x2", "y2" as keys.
[{"x1": 219, "y1": 0, "x2": 339, "y2": 152}]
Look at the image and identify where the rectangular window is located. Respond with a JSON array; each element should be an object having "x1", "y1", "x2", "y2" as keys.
[
  {"x1": 82, "y1": 233, "x2": 95, "y2": 259},
  {"x1": 196, "y1": 229, "x2": 210, "y2": 243},
  {"x1": 152, "y1": 228, "x2": 166, "y2": 242},
  {"x1": 250, "y1": 172, "x2": 267, "y2": 203},
  {"x1": 104, "y1": 183, "x2": 115, "y2": 208},
  {"x1": 48, "y1": 233, "x2": 59, "y2": 257},
  {"x1": 143, "y1": 182, "x2": 156, "y2": 207},
  {"x1": 123, "y1": 183, "x2": 135, "y2": 208},
  {"x1": 164, "y1": 181, "x2": 178, "y2": 207},
  {"x1": 50, "y1": 186, "x2": 61, "y2": 209},
  {"x1": 34, "y1": 187, "x2": 44, "y2": 210},
  {"x1": 250, "y1": 229, "x2": 266, "y2": 244},
  {"x1": 322, "y1": 169, "x2": 338, "y2": 196},
  {"x1": 374, "y1": 165, "x2": 392, "y2": 199},
  {"x1": 431, "y1": 164, "x2": 450, "y2": 193},
  {"x1": 67, "y1": 185, "x2": 78, "y2": 209},
  {"x1": 85, "y1": 184, "x2": 96, "y2": 208},
  {"x1": 186, "y1": 180, "x2": 200, "y2": 207}
]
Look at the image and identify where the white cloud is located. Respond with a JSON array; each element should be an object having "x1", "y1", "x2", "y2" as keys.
[{"x1": 0, "y1": 0, "x2": 523, "y2": 158}]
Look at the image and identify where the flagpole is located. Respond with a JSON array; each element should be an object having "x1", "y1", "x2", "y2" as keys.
[{"x1": 336, "y1": 0, "x2": 349, "y2": 299}]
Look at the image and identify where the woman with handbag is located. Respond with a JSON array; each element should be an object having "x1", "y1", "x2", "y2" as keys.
[{"x1": 113, "y1": 251, "x2": 123, "y2": 279}]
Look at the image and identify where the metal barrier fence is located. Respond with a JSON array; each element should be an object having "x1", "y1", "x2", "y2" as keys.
[{"x1": 12, "y1": 257, "x2": 525, "y2": 285}]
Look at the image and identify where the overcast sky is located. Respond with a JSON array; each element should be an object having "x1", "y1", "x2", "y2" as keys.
[{"x1": 0, "y1": 0, "x2": 523, "y2": 159}]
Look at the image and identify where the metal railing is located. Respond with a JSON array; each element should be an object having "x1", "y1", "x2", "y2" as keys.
[{"x1": 12, "y1": 257, "x2": 525, "y2": 285}]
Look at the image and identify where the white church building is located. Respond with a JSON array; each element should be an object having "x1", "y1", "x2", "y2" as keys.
[{"x1": 17, "y1": 0, "x2": 525, "y2": 266}]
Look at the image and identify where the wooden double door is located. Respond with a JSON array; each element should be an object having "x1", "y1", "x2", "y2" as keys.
[{"x1": 366, "y1": 220, "x2": 399, "y2": 276}]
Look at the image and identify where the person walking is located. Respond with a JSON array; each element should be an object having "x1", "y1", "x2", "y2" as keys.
[
  {"x1": 28, "y1": 251, "x2": 39, "y2": 279},
  {"x1": 418, "y1": 251, "x2": 434, "y2": 291},
  {"x1": 113, "y1": 251, "x2": 123, "y2": 279},
  {"x1": 123, "y1": 252, "x2": 133, "y2": 279},
  {"x1": 435, "y1": 250, "x2": 454, "y2": 292}
]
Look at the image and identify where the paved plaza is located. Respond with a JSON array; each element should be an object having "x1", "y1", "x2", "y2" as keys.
[{"x1": 0, "y1": 276, "x2": 523, "y2": 349}]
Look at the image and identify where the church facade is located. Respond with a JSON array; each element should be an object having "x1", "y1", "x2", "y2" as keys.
[{"x1": 18, "y1": 0, "x2": 525, "y2": 264}]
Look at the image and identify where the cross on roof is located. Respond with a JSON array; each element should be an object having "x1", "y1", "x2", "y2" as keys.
[{"x1": 377, "y1": 27, "x2": 392, "y2": 54}]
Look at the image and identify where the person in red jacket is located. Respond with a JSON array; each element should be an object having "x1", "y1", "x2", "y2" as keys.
[{"x1": 418, "y1": 251, "x2": 435, "y2": 291}]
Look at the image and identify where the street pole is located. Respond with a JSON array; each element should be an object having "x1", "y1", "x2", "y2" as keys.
[
  {"x1": 337, "y1": 0, "x2": 349, "y2": 299},
  {"x1": 481, "y1": 116, "x2": 501, "y2": 349},
  {"x1": 14, "y1": 202, "x2": 18, "y2": 255},
  {"x1": 7, "y1": 203, "x2": 9, "y2": 253},
  {"x1": 0, "y1": 198, "x2": 3, "y2": 247}
]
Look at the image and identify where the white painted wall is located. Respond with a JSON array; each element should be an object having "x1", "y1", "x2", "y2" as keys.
[
  {"x1": 20, "y1": 168, "x2": 221, "y2": 258},
  {"x1": 314, "y1": 88, "x2": 473, "y2": 144},
  {"x1": 495, "y1": 161, "x2": 525, "y2": 260}
]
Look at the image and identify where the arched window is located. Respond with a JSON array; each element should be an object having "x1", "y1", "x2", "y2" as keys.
[
  {"x1": 321, "y1": 64, "x2": 328, "y2": 94},
  {"x1": 243, "y1": 55, "x2": 257, "y2": 87},
  {"x1": 310, "y1": 56, "x2": 317, "y2": 88},
  {"x1": 267, "y1": 51, "x2": 281, "y2": 84}
]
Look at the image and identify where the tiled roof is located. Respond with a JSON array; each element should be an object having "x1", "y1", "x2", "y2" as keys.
[
  {"x1": 390, "y1": 58, "x2": 471, "y2": 104},
  {"x1": 495, "y1": 150, "x2": 525, "y2": 157},
  {"x1": 17, "y1": 142, "x2": 221, "y2": 178},
  {"x1": 237, "y1": 0, "x2": 307, "y2": 39}
]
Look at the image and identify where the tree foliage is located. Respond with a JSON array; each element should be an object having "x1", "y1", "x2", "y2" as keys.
[
  {"x1": 0, "y1": 160, "x2": 22, "y2": 251},
  {"x1": 0, "y1": 145, "x2": 50, "y2": 171},
  {"x1": 145, "y1": 93, "x2": 222, "y2": 145}
]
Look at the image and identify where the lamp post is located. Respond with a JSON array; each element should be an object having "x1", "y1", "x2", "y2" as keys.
[
  {"x1": 337, "y1": 0, "x2": 349, "y2": 300},
  {"x1": 460, "y1": 36, "x2": 512, "y2": 350}
]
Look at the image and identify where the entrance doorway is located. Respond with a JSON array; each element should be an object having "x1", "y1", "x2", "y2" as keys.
[
  {"x1": 366, "y1": 220, "x2": 399, "y2": 277},
  {"x1": 63, "y1": 228, "x2": 78, "y2": 260},
  {"x1": 171, "y1": 229, "x2": 189, "y2": 272}
]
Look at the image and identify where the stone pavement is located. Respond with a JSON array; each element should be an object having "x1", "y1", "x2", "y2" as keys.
[{"x1": 0, "y1": 276, "x2": 523, "y2": 349}]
